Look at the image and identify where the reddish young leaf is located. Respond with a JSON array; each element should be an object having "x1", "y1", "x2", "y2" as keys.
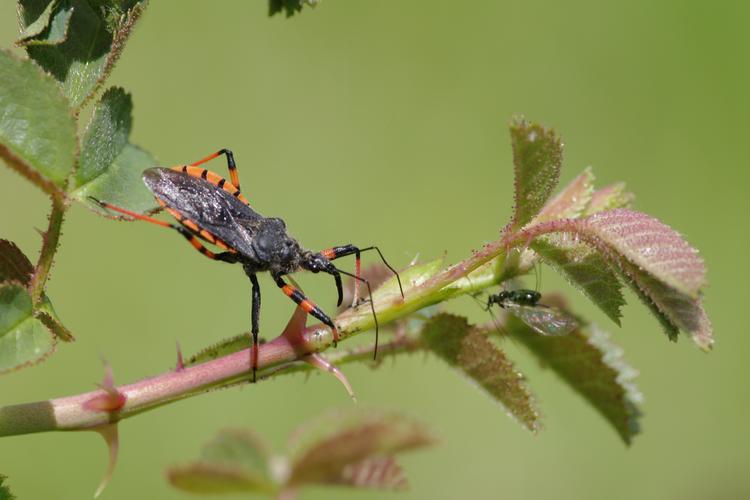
[
  {"x1": 624, "y1": 263, "x2": 713, "y2": 350},
  {"x1": 287, "y1": 409, "x2": 434, "y2": 488},
  {"x1": 421, "y1": 314, "x2": 541, "y2": 432},
  {"x1": 585, "y1": 182, "x2": 634, "y2": 215},
  {"x1": 336, "y1": 456, "x2": 408, "y2": 491},
  {"x1": 511, "y1": 209, "x2": 711, "y2": 348},
  {"x1": 0, "y1": 240, "x2": 34, "y2": 284},
  {"x1": 532, "y1": 167, "x2": 594, "y2": 224},
  {"x1": 507, "y1": 119, "x2": 563, "y2": 231}
]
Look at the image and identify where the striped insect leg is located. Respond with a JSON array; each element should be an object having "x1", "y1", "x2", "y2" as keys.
[
  {"x1": 188, "y1": 149, "x2": 241, "y2": 194},
  {"x1": 89, "y1": 197, "x2": 238, "y2": 263},
  {"x1": 173, "y1": 164, "x2": 250, "y2": 205},
  {"x1": 273, "y1": 274, "x2": 339, "y2": 345}
]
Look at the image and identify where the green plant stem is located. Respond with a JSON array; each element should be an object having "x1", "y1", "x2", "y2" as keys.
[{"x1": 29, "y1": 194, "x2": 66, "y2": 305}]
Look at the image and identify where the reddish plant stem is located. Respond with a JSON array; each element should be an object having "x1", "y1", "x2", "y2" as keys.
[{"x1": 0, "y1": 239, "x2": 514, "y2": 437}]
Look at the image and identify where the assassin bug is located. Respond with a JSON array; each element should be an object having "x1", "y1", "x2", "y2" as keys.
[
  {"x1": 485, "y1": 289, "x2": 578, "y2": 336},
  {"x1": 91, "y1": 149, "x2": 404, "y2": 380}
]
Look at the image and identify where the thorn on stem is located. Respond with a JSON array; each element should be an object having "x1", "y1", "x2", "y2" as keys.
[
  {"x1": 92, "y1": 423, "x2": 119, "y2": 498},
  {"x1": 84, "y1": 358, "x2": 126, "y2": 412},
  {"x1": 304, "y1": 353, "x2": 357, "y2": 402},
  {"x1": 175, "y1": 341, "x2": 184, "y2": 371}
]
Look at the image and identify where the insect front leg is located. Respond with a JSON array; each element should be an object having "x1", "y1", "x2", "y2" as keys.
[
  {"x1": 248, "y1": 273, "x2": 261, "y2": 382},
  {"x1": 320, "y1": 244, "x2": 404, "y2": 305},
  {"x1": 273, "y1": 273, "x2": 339, "y2": 345}
]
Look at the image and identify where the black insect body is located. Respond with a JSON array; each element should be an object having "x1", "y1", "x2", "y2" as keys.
[
  {"x1": 486, "y1": 288, "x2": 578, "y2": 337},
  {"x1": 93, "y1": 149, "x2": 403, "y2": 380},
  {"x1": 487, "y1": 289, "x2": 541, "y2": 308}
]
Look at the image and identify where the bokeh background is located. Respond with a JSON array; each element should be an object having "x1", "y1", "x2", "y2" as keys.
[{"x1": 1, "y1": 2, "x2": 748, "y2": 499}]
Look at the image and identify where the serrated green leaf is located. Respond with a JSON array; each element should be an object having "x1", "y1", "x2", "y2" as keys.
[
  {"x1": 504, "y1": 313, "x2": 642, "y2": 445},
  {"x1": 288, "y1": 408, "x2": 434, "y2": 488},
  {"x1": 16, "y1": 0, "x2": 72, "y2": 46},
  {"x1": 75, "y1": 87, "x2": 133, "y2": 187},
  {"x1": 508, "y1": 118, "x2": 563, "y2": 231},
  {"x1": 185, "y1": 333, "x2": 252, "y2": 368},
  {"x1": 0, "y1": 240, "x2": 34, "y2": 284},
  {"x1": 269, "y1": 0, "x2": 320, "y2": 17},
  {"x1": 0, "y1": 240, "x2": 74, "y2": 342},
  {"x1": 0, "y1": 49, "x2": 76, "y2": 190},
  {"x1": 167, "y1": 428, "x2": 277, "y2": 495},
  {"x1": 421, "y1": 313, "x2": 541, "y2": 432},
  {"x1": 0, "y1": 474, "x2": 15, "y2": 500},
  {"x1": 19, "y1": 0, "x2": 147, "y2": 109},
  {"x1": 584, "y1": 182, "x2": 634, "y2": 215},
  {"x1": 73, "y1": 143, "x2": 158, "y2": 214},
  {"x1": 532, "y1": 237, "x2": 625, "y2": 325},
  {"x1": 0, "y1": 283, "x2": 57, "y2": 374}
]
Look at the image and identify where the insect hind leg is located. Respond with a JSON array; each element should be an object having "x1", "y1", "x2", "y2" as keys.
[
  {"x1": 90, "y1": 197, "x2": 238, "y2": 263},
  {"x1": 189, "y1": 149, "x2": 241, "y2": 191}
]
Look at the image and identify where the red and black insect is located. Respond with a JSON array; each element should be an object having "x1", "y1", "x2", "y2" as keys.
[{"x1": 92, "y1": 149, "x2": 403, "y2": 379}]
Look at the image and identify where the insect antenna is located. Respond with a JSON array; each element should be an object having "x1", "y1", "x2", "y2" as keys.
[
  {"x1": 534, "y1": 260, "x2": 543, "y2": 292},
  {"x1": 468, "y1": 292, "x2": 509, "y2": 338},
  {"x1": 359, "y1": 246, "x2": 405, "y2": 298},
  {"x1": 336, "y1": 268, "x2": 380, "y2": 359}
]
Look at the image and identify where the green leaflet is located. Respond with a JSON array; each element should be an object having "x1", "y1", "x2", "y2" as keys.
[
  {"x1": 16, "y1": 0, "x2": 71, "y2": 46},
  {"x1": 269, "y1": 0, "x2": 320, "y2": 17},
  {"x1": 71, "y1": 88, "x2": 158, "y2": 213},
  {"x1": 19, "y1": 0, "x2": 147, "y2": 109},
  {"x1": 421, "y1": 313, "x2": 541, "y2": 432},
  {"x1": 508, "y1": 118, "x2": 563, "y2": 231},
  {"x1": 73, "y1": 143, "x2": 158, "y2": 215},
  {"x1": 504, "y1": 314, "x2": 642, "y2": 445},
  {"x1": 0, "y1": 283, "x2": 57, "y2": 374},
  {"x1": 0, "y1": 239, "x2": 73, "y2": 346},
  {"x1": 532, "y1": 237, "x2": 625, "y2": 325},
  {"x1": 0, "y1": 50, "x2": 77, "y2": 190},
  {"x1": 0, "y1": 474, "x2": 15, "y2": 500},
  {"x1": 76, "y1": 87, "x2": 133, "y2": 187},
  {"x1": 168, "y1": 429, "x2": 276, "y2": 495}
]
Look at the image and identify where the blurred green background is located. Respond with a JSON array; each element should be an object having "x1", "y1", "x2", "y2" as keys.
[{"x1": 1, "y1": 1, "x2": 748, "y2": 499}]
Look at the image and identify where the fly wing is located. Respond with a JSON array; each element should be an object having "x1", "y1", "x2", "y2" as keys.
[
  {"x1": 504, "y1": 303, "x2": 578, "y2": 336},
  {"x1": 144, "y1": 168, "x2": 264, "y2": 256}
]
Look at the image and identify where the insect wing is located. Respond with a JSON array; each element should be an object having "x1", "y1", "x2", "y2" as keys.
[
  {"x1": 144, "y1": 168, "x2": 263, "y2": 255},
  {"x1": 504, "y1": 303, "x2": 578, "y2": 336}
]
